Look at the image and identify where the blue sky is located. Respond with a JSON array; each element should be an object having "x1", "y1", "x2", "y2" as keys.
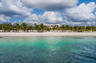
[
  {"x1": 0, "y1": 0, "x2": 96, "y2": 26},
  {"x1": 78, "y1": 0, "x2": 96, "y2": 4}
]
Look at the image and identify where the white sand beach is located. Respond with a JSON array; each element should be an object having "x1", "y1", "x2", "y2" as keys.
[{"x1": 0, "y1": 32, "x2": 96, "y2": 37}]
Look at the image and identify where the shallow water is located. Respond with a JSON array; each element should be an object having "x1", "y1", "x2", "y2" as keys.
[{"x1": 0, "y1": 37, "x2": 96, "y2": 63}]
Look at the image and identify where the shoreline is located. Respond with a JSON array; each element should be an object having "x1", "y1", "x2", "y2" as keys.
[{"x1": 0, "y1": 32, "x2": 96, "y2": 37}]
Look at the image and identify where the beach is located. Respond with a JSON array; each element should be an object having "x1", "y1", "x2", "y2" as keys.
[{"x1": 0, "y1": 32, "x2": 96, "y2": 37}]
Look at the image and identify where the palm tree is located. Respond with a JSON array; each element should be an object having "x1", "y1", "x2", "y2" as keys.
[
  {"x1": 27, "y1": 25, "x2": 33, "y2": 32},
  {"x1": 39, "y1": 24, "x2": 44, "y2": 32},
  {"x1": 61, "y1": 25, "x2": 65, "y2": 32},
  {"x1": 21, "y1": 22, "x2": 27, "y2": 32},
  {"x1": 15, "y1": 23, "x2": 20, "y2": 32},
  {"x1": 34, "y1": 23, "x2": 38, "y2": 30},
  {"x1": 2, "y1": 23, "x2": 12, "y2": 32},
  {"x1": 43, "y1": 26, "x2": 49, "y2": 32}
]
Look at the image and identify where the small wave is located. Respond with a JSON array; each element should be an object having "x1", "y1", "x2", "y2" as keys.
[{"x1": 75, "y1": 52, "x2": 96, "y2": 61}]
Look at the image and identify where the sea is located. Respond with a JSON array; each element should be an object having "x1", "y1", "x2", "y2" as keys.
[{"x1": 0, "y1": 37, "x2": 96, "y2": 63}]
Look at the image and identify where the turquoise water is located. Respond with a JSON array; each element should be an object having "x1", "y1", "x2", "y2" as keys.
[{"x1": 0, "y1": 37, "x2": 96, "y2": 63}]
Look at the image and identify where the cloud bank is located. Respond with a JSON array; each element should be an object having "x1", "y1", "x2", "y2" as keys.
[
  {"x1": 0, "y1": 0, "x2": 95, "y2": 26},
  {"x1": 22, "y1": 0, "x2": 78, "y2": 10}
]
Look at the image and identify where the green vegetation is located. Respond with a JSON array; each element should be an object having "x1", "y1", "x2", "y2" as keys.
[{"x1": 0, "y1": 23, "x2": 96, "y2": 32}]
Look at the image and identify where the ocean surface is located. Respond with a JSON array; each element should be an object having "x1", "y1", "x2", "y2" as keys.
[{"x1": 0, "y1": 37, "x2": 96, "y2": 63}]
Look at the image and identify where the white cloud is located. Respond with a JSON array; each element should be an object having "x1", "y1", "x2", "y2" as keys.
[
  {"x1": 22, "y1": 0, "x2": 78, "y2": 10},
  {"x1": 0, "y1": 0, "x2": 31, "y2": 17},
  {"x1": 24, "y1": 14, "x2": 39, "y2": 24},
  {"x1": 41, "y1": 11, "x2": 63, "y2": 24},
  {"x1": 24, "y1": 11, "x2": 63, "y2": 24},
  {"x1": 0, "y1": 15, "x2": 11, "y2": 22},
  {"x1": 65, "y1": 2, "x2": 96, "y2": 21}
]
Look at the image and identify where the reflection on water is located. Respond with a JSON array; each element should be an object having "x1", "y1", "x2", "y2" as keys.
[{"x1": 0, "y1": 37, "x2": 96, "y2": 63}]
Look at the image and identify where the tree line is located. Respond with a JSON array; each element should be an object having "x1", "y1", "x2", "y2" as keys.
[{"x1": 0, "y1": 23, "x2": 96, "y2": 32}]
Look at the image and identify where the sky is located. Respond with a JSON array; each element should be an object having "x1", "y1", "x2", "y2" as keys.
[{"x1": 0, "y1": 0, "x2": 96, "y2": 26}]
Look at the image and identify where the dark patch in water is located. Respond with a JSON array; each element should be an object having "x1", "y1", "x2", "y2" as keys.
[
  {"x1": 72, "y1": 37, "x2": 84, "y2": 39},
  {"x1": 0, "y1": 37, "x2": 3, "y2": 38}
]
